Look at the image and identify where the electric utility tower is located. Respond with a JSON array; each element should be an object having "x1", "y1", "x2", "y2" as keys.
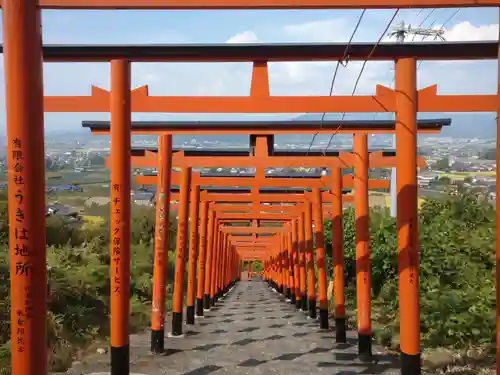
[
  {"x1": 387, "y1": 21, "x2": 446, "y2": 42},
  {"x1": 386, "y1": 21, "x2": 445, "y2": 217}
]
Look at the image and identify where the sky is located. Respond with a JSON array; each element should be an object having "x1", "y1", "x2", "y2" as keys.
[{"x1": 0, "y1": 7, "x2": 498, "y2": 133}]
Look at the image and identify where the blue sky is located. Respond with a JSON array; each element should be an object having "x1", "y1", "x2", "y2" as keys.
[{"x1": 0, "y1": 7, "x2": 497, "y2": 133}]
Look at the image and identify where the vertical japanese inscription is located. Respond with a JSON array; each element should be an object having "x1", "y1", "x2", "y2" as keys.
[
  {"x1": 157, "y1": 192, "x2": 166, "y2": 266},
  {"x1": 111, "y1": 183, "x2": 122, "y2": 295},
  {"x1": 11, "y1": 137, "x2": 31, "y2": 354},
  {"x1": 9, "y1": 138, "x2": 33, "y2": 353}
]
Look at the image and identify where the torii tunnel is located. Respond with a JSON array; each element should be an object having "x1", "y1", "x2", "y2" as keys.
[{"x1": 2, "y1": 2, "x2": 500, "y2": 374}]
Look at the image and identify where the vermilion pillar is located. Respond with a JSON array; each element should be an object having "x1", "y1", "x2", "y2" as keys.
[
  {"x1": 298, "y1": 212, "x2": 307, "y2": 311},
  {"x1": 228, "y1": 247, "x2": 233, "y2": 285},
  {"x1": 305, "y1": 200, "x2": 316, "y2": 318},
  {"x1": 313, "y1": 188, "x2": 329, "y2": 329},
  {"x1": 109, "y1": 60, "x2": 132, "y2": 374},
  {"x1": 332, "y1": 166, "x2": 346, "y2": 343},
  {"x1": 151, "y1": 134, "x2": 173, "y2": 353},
  {"x1": 204, "y1": 210, "x2": 215, "y2": 309},
  {"x1": 269, "y1": 253, "x2": 276, "y2": 289},
  {"x1": 219, "y1": 233, "x2": 227, "y2": 292},
  {"x1": 292, "y1": 219, "x2": 301, "y2": 309},
  {"x1": 354, "y1": 133, "x2": 372, "y2": 360},
  {"x1": 4, "y1": 2, "x2": 47, "y2": 374},
  {"x1": 283, "y1": 233, "x2": 290, "y2": 296},
  {"x1": 287, "y1": 230, "x2": 295, "y2": 302},
  {"x1": 171, "y1": 167, "x2": 191, "y2": 336},
  {"x1": 496, "y1": 31, "x2": 500, "y2": 375},
  {"x1": 223, "y1": 234, "x2": 230, "y2": 291},
  {"x1": 214, "y1": 231, "x2": 222, "y2": 298},
  {"x1": 186, "y1": 185, "x2": 201, "y2": 325},
  {"x1": 278, "y1": 235, "x2": 284, "y2": 293},
  {"x1": 395, "y1": 57, "x2": 420, "y2": 375},
  {"x1": 224, "y1": 239, "x2": 232, "y2": 291},
  {"x1": 220, "y1": 233, "x2": 228, "y2": 294},
  {"x1": 210, "y1": 223, "x2": 220, "y2": 305},
  {"x1": 196, "y1": 202, "x2": 209, "y2": 316}
]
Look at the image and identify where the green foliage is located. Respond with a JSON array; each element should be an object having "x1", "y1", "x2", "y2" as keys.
[
  {"x1": 89, "y1": 154, "x2": 106, "y2": 166},
  {"x1": 324, "y1": 192, "x2": 495, "y2": 350},
  {"x1": 252, "y1": 261, "x2": 263, "y2": 273},
  {"x1": 438, "y1": 176, "x2": 451, "y2": 185},
  {"x1": 435, "y1": 157, "x2": 450, "y2": 171},
  {"x1": 0, "y1": 198, "x2": 177, "y2": 375}
]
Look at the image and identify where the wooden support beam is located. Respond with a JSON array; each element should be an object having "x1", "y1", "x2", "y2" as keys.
[{"x1": 0, "y1": 0, "x2": 497, "y2": 9}]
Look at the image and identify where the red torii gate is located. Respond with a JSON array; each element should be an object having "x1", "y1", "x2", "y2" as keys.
[
  {"x1": 0, "y1": 0, "x2": 498, "y2": 8},
  {"x1": 3, "y1": 3, "x2": 498, "y2": 373},
  {"x1": 123, "y1": 136, "x2": 427, "y2": 344}
]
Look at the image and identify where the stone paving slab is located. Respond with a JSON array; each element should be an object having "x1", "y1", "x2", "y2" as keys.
[{"x1": 66, "y1": 280, "x2": 400, "y2": 375}]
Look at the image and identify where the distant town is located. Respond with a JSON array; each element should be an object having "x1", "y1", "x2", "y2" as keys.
[{"x1": 0, "y1": 131, "x2": 495, "y2": 223}]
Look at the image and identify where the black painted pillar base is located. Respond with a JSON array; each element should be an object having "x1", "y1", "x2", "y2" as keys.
[
  {"x1": 286, "y1": 288, "x2": 291, "y2": 300},
  {"x1": 111, "y1": 344, "x2": 129, "y2": 375},
  {"x1": 301, "y1": 294, "x2": 307, "y2": 311},
  {"x1": 278, "y1": 285, "x2": 283, "y2": 293},
  {"x1": 210, "y1": 296, "x2": 215, "y2": 306},
  {"x1": 290, "y1": 293, "x2": 296, "y2": 305},
  {"x1": 186, "y1": 305, "x2": 195, "y2": 325},
  {"x1": 308, "y1": 298, "x2": 317, "y2": 319},
  {"x1": 196, "y1": 298, "x2": 204, "y2": 316},
  {"x1": 295, "y1": 294, "x2": 301, "y2": 309},
  {"x1": 150, "y1": 329, "x2": 164, "y2": 353},
  {"x1": 335, "y1": 317, "x2": 347, "y2": 343},
  {"x1": 319, "y1": 308, "x2": 329, "y2": 329},
  {"x1": 335, "y1": 318, "x2": 347, "y2": 344},
  {"x1": 171, "y1": 312, "x2": 183, "y2": 336},
  {"x1": 358, "y1": 333, "x2": 373, "y2": 362},
  {"x1": 204, "y1": 294, "x2": 210, "y2": 309},
  {"x1": 401, "y1": 352, "x2": 421, "y2": 375}
]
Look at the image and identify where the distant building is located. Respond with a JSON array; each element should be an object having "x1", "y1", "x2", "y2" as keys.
[
  {"x1": 132, "y1": 191, "x2": 155, "y2": 206},
  {"x1": 46, "y1": 204, "x2": 79, "y2": 218}
]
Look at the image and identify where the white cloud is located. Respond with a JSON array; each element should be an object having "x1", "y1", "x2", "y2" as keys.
[
  {"x1": 269, "y1": 19, "x2": 499, "y2": 95},
  {"x1": 444, "y1": 21, "x2": 498, "y2": 41},
  {"x1": 0, "y1": 15, "x2": 496, "y2": 132},
  {"x1": 226, "y1": 31, "x2": 261, "y2": 44},
  {"x1": 282, "y1": 19, "x2": 349, "y2": 42}
]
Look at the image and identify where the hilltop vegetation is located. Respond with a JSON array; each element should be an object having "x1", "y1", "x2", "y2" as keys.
[
  {"x1": 0, "y1": 194, "x2": 177, "y2": 374},
  {"x1": 0, "y1": 191, "x2": 496, "y2": 374},
  {"x1": 324, "y1": 192, "x2": 496, "y2": 365}
]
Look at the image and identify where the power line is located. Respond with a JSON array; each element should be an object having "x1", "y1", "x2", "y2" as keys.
[
  {"x1": 322, "y1": 8, "x2": 400, "y2": 154},
  {"x1": 411, "y1": 8, "x2": 436, "y2": 41},
  {"x1": 305, "y1": 9, "x2": 366, "y2": 156},
  {"x1": 417, "y1": 8, "x2": 461, "y2": 70},
  {"x1": 371, "y1": 10, "x2": 447, "y2": 124},
  {"x1": 441, "y1": 8, "x2": 461, "y2": 28}
]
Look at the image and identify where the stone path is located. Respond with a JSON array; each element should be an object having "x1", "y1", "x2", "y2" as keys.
[{"x1": 67, "y1": 279, "x2": 400, "y2": 375}]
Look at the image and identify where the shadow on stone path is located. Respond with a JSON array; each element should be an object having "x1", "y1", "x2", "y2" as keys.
[{"x1": 67, "y1": 280, "x2": 400, "y2": 375}]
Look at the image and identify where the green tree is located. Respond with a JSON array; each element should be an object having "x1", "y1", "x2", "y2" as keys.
[
  {"x1": 435, "y1": 157, "x2": 450, "y2": 171},
  {"x1": 324, "y1": 192, "x2": 495, "y2": 350},
  {"x1": 88, "y1": 154, "x2": 106, "y2": 166}
]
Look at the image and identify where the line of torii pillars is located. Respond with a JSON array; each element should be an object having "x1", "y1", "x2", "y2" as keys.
[
  {"x1": 94, "y1": 104, "x2": 427, "y2": 375},
  {"x1": 131, "y1": 130, "x2": 416, "y2": 367},
  {"x1": 6, "y1": 26, "x2": 425, "y2": 374}
]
